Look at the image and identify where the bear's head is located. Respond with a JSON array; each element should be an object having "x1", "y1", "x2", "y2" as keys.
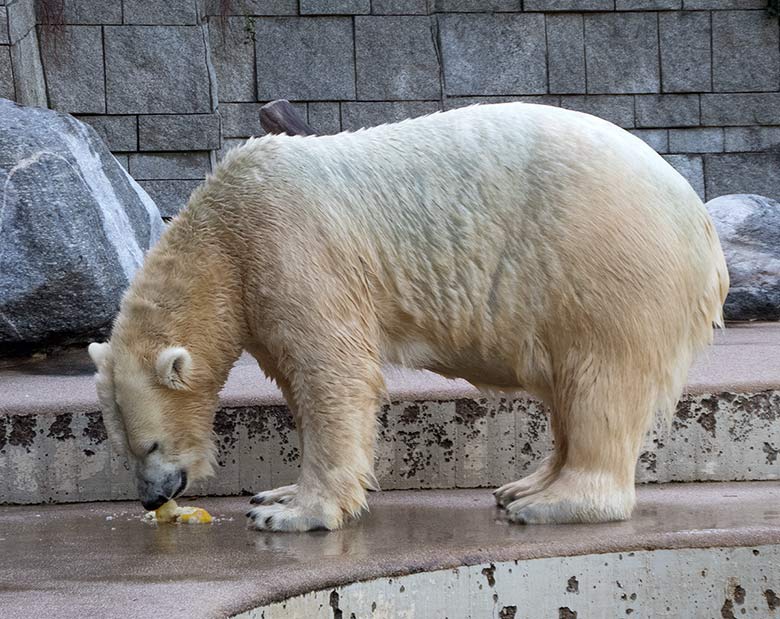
[{"x1": 88, "y1": 339, "x2": 218, "y2": 511}]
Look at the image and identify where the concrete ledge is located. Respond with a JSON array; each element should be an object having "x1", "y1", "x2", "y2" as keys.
[
  {"x1": 1, "y1": 323, "x2": 779, "y2": 503},
  {"x1": 253, "y1": 546, "x2": 780, "y2": 618},
  {"x1": 3, "y1": 322, "x2": 779, "y2": 416},
  {"x1": 0, "y1": 482, "x2": 778, "y2": 618}
]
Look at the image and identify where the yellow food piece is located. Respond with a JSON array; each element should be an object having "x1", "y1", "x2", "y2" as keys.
[
  {"x1": 177, "y1": 507, "x2": 213, "y2": 524},
  {"x1": 150, "y1": 499, "x2": 213, "y2": 524},
  {"x1": 154, "y1": 499, "x2": 181, "y2": 523}
]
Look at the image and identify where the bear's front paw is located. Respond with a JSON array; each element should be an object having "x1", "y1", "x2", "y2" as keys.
[
  {"x1": 246, "y1": 500, "x2": 342, "y2": 532},
  {"x1": 250, "y1": 483, "x2": 298, "y2": 506}
]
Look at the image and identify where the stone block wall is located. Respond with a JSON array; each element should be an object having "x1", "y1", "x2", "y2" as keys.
[{"x1": 4, "y1": 0, "x2": 780, "y2": 210}]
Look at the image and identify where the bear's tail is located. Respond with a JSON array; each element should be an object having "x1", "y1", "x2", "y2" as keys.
[
  {"x1": 701, "y1": 215, "x2": 729, "y2": 331},
  {"x1": 656, "y1": 210, "x2": 729, "y2": 426}
]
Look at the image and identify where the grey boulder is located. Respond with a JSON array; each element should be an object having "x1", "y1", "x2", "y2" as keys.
[
  {"x1": 0, "y1": 98, "x2": 164, "y2": 350},
  {"x1": 706, "y1": 194, "x2": 780, "y2": 321}
]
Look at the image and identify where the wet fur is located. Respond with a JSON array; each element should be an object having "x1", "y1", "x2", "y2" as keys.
[{"x1": 91, "y1": 103, "x2": 728, "y2": 530}]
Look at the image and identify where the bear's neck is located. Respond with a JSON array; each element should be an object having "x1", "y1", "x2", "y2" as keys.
[{"x1": 123, "y1": 208, "x2": 248, "y2": 392}]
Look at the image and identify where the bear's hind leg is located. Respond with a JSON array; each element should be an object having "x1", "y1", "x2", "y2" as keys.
[
  {"x1": 493, "y1": 454, "x2": 561, "y2": 507},
  {"x1": 505, "y1": 353, "x2": 654, "y2": 525}
]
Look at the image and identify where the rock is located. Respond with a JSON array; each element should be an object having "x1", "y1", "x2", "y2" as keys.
[
  {"x1": 0, "y1": 98, "x2": 163, "y2": 351},
  {"x1": 706, "y1": 194, "x2": 780, "y2": 321}
]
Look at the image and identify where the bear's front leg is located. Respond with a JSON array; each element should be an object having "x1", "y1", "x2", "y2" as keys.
[{"x1": 247, "y1": 359, "x2": 383, "y2": 532}]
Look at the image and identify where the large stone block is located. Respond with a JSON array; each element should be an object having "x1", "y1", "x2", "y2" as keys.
[
  {"x1": 300, "y1": 0, "x2": 370, "y2": 13},
  {"x1": 137, "y1": 179, "x2": 202, "y2": 217},
  {"x1": 616, "y1": 0, "x2": 680, "y2": 8},
  {"x1": 706, "y1": 194, "x2": 780, "y2": 321},
  {"x1": 341, "y1": 101, "x2": 440, "y2": 131},
  {"x1": 208, "y1": 17, "x2": 256, "y2": 102},
  {"x1": 584, "y1": 12, "x2": 660, "y2": 94},
  {"x1": 128, "y1": 152, "x2": 211, "y2": 180},
  {"x1": 701, "y1": 93, "x2": 780, "y2": 126},
  {"x1": 138, "y1": 114, "x2": 221, "y2": 151},
  {"x1": 40, "y1": 26, "x2": 105, "y2": 114},
  {"x1": 444, "y1": 95, "x2": 561, "y2": 110},
  {"x1": 307, "y1": 102, "x2": 341, "y2": 134},
  {"x1": 7, "y1": 0, "x2": 34, "y2": 44},
  {"x1": 355, "y1": 16, "x2": 440, "y2": 101},
  {"x1": 663, "y1": 154, "x2": 704, "y2": 199},
  {"x1": 104, "y1": 26, "x2": 212, "y2": 114},
  {"x1": 683, "y1": 0, "x2": 767, "y2": 9},
  {"x1": 11, "y1": 29, "x2": 46, "y2": 107},
  {"x1": 439, "y1": 14, "x2": 546, "y2": 96},
  {"x1": 220, "y1": 102, "x2": 264, "y2": 138},
  {"x1": 560, "y1": 95, "x2": 635, "y2": 128},
  {"x1": 524, "y1": 0, "x2": 611, "y2": 9},
  {"x1": 630, "y1": 129, "x2": 669, "y2": 153},
  {"x1": 75, "y1": 115, "x2": 138, "y2": 151},
  {"x1": 123, "y1": 0, "x2": 199, "y2": 25},
  {"x1": 216, "y1": 137, "x2": 247, "y2": 161},
  {"x1": 725, "y1": 127, "x2": 780, "y2": 153},
  {"x1": 704, "y1": 153, "x2": 780, "y2": 202},
  {"x1": 0, "y1": 46, "x2": 14, "y2": 99},
  {"x1": 668, "y1": 128, "x2": 724, "y2": 153},
  {"x1": 635, "y1": 94, "x2": 699, "y2": 128},
  {"x1": 255, "y1": 17, "x2": 355, "y2": 101},
  {"x1": 219, "y1": 101, "x2": 307, "y2": 137},
  {"x1": 204, "y1": 0, "x2": 298, "y2": 14},
  {"x1": 112, "y1": 153, "x2": 129, "y2": 170},
  {"x1": 0, "y1": 7, "x2": 8, "y2": 45},
  {"x1": 712, "y1": 11, "x2": 780, "y2": 93},
  {"x1": 659, "y1": 11, "x2": 711, "y2": 93},
  {"x1": 0, "y1": 100, "x2": 163, "y2": 347},
  {"x1": 431, "y1": 0, "x2": 520, "y2": 8},
  {"x1": 371, "y1": 0, "x2": 428, "y2": 14},
  {"x1": 547, "y1": 14, "x2": 585, "y2": 95},
  {"x1": 52, "y1": 0, "x2": 122, "y2": 25}
]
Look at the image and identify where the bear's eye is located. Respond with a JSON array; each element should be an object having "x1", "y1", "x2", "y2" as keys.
[{"x1": 147, "y1": 442, "x2": 159, "y2": 455}]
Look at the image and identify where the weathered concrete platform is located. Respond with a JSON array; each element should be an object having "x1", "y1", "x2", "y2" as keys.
[
  {"x1": 1, "y1": 323, "x2": 780, "y2": 503},
  {"x1": 0, "y1": 482, "x2": 778, "y2": 619}
]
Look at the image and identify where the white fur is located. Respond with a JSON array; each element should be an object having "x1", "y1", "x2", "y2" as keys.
[
  {"x1": 155, "y1": 347, "x2": 193, "y2": 390},
  {"x1": 91, "y1": 103, "x2": 728, "y2": 531}
]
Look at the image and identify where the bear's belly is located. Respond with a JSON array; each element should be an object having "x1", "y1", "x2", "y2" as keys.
[
  {"x1": 384, "y1": 338, "x2": 532, "y2": 390},
  {"x1": 424, "y1": 361, "x2": 524, "y2": 391}
]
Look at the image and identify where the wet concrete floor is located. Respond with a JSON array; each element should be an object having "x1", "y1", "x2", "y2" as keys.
[{"x1": 0, "y1": 482, "x2": 779, "y2": 618}]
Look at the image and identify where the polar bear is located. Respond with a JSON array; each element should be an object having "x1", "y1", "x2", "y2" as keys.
[{"x1": 88, "y1": 103, "x2": 728, "y2": 532}]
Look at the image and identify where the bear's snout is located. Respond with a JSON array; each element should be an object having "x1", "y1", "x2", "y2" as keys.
[{"x1": 137, "y1": 468, "x2": 187, "y2": 510}]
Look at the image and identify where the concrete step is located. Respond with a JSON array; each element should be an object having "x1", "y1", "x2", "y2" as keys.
[
  {"x1": 1, "y1": 323, "x2": 779, "y2": 504},
  {"x1": 0, "y1": 482, "x2": 778, "y2": 619}
]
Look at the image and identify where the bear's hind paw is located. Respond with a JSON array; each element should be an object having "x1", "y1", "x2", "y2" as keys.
[
  {"x1": 504, "y1": 482, "x2": 633, "y2": 525},
  {"x1": 494, "y1": 460, "x2": 557, "y2": 507}
]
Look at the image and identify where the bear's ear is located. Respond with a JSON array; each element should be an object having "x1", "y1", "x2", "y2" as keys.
[
  {"x1": 88, "y1": 342, "x2": 112, "y2": 371},
  {"x1": 155, "y1": 347, "x2": 193, "y2": 390}
]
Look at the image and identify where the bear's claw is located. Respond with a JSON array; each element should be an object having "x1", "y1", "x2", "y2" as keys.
[
  {"x1": 246, "y1": 501, "x2": 336, "y2": 532},
  {"x1": 494, "y1": 458, "x2": 558, "y2": 508},
  {"x1": 250, "y1": 483, "x2": 298, "y2": 506}
]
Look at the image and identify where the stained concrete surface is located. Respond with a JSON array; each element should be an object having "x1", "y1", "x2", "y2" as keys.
[
  {"x1": 253, "y1": 546, "x2": 780, "y2": 618},
  {"x1": 0, "y1": 482, "x2": 779, "y2": 619},
  {"x1": 2, "y1": 323, "x2": 780, "y2": 504}
]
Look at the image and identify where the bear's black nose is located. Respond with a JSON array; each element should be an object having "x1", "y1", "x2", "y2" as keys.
[{"x1": 141, "y1": 495, "x2": 169, "y2": 511}]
